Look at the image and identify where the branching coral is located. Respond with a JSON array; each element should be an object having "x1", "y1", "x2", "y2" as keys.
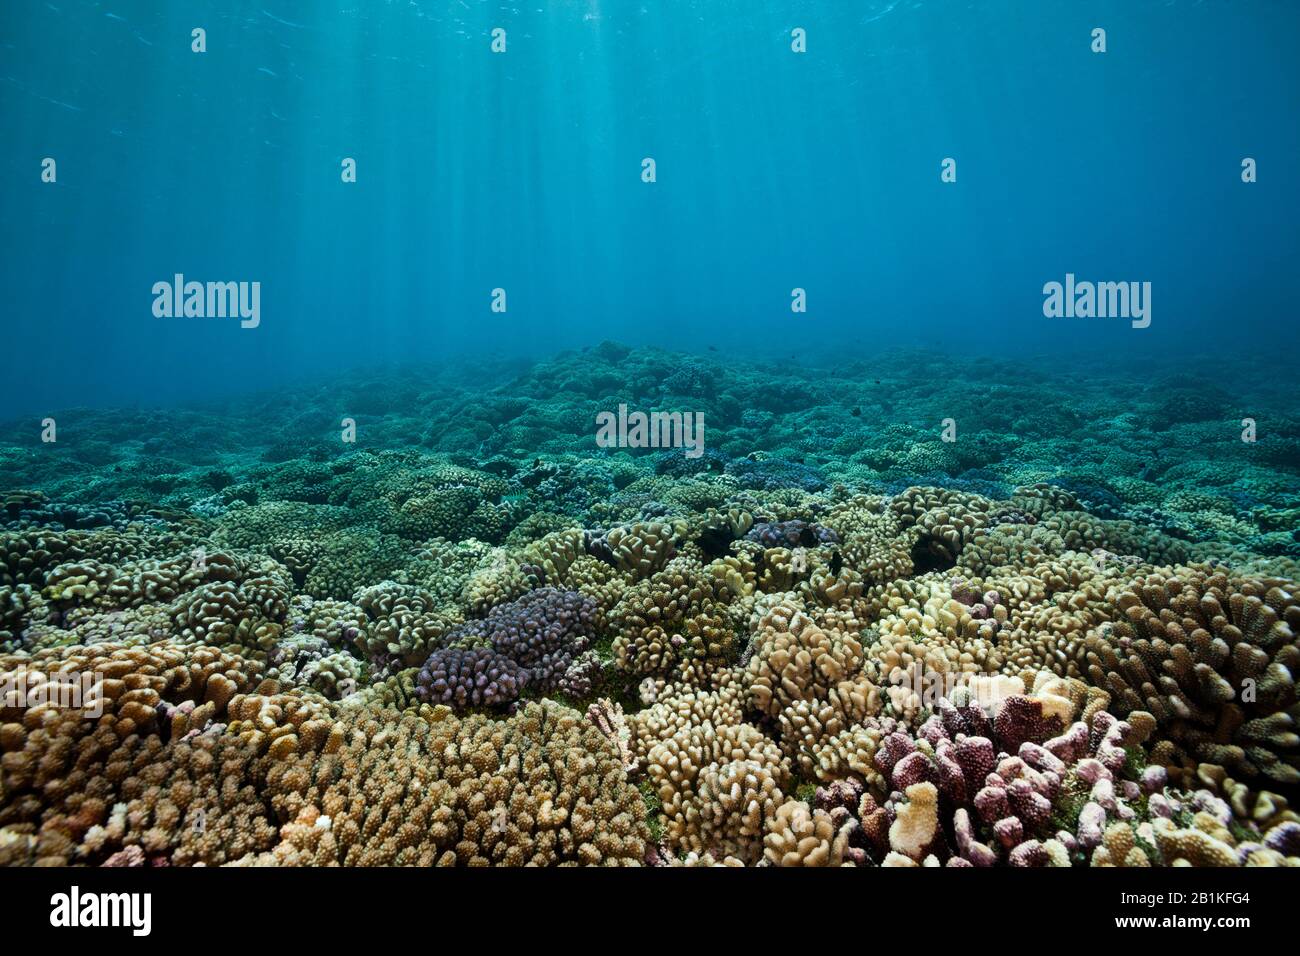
[
  {"x1": 2, "y1": 366, "x2": 1297, "y2": 877},
  {"x1": 609, "y1": 557, "x2": 745, "y2": 676},
  {"x1": 1085, "y1": 568, "x2": 1300, "y2": 785},
  {"x1": 585, "y1": 520, "x2": 682, "y2": 579},
  {"x1": 748, "y1": 601, "x2": 875, "y2": 733}
]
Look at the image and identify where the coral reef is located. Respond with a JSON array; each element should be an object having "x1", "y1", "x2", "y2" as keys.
[{"x1": 1, "y1": 345, "x2": 1297, "y2": 866}]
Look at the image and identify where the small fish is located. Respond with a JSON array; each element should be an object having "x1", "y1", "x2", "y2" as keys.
[{"x1": 850, "y1": 407, "x2": 861, "y2": 417}]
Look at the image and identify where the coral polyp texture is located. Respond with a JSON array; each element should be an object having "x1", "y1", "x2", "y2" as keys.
[{"x1": 1, "y1": 345, "x2": 1298, "y2": 867}]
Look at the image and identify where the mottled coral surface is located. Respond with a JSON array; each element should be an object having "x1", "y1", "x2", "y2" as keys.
[{"x1": 1, "y1": 346, "x2": 1297, "y2": 866}]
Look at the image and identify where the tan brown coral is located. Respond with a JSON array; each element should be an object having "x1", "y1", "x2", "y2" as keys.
[{"x1": 1085, "y1": 567, "x2": 1300, "y2": 785}]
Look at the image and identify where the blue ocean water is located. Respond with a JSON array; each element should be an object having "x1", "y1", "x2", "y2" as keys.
[
  {"x1": 6, "y1": 1, "x2": 1300, "y2": 882},
  {"x1": 3, "y1": 0, "x2": 1298, "y2": 414}
]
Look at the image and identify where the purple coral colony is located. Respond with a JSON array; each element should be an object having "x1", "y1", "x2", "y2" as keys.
[{"x1": 0, "y1": 348, "x2": 1297, "y2": 868}]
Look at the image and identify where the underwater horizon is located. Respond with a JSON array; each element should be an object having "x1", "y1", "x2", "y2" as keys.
[
  {"x1": 3, "y1": 0, "x2": 1299, "y2": 412},
  {"x1": 3, "y1": 0, "x2": 1300, "y2": 895}
]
